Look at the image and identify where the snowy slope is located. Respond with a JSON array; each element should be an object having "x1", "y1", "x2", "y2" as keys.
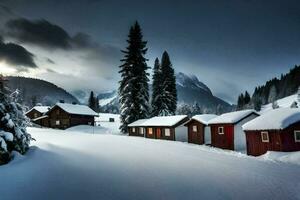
[
  {"x1": 99, "y1": 95, "x2": 117, "y2": 107},
  {"x1": 0, "y1": 127, "x2": 299, "y2": 200},
  {"x1": 260, "y1": 94, "x2": 298, "y2": 114}
]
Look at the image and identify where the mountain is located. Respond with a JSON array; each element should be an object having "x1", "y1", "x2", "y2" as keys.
[
  {"x1": 175, "y1": 72, "x2": 232, "y2": 113},
  {"x1": 97, "y1": 91, "x2": 119, "y2": 114},
  {"x1": 97, "y1": 72, "x2": 233, "y2": 114},
  {"x1": 7, "y1": 76, "x2": 79, "y2": 107}
]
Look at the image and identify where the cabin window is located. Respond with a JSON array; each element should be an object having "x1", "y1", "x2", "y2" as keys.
[
  {"x1": 56, "y1": 109, "x2": 60, "y2": 115},
  {"x1": 148, "y1": 128, "x2": 153, "y2": 135},
  {"x1": 132, "y1": 128, "x2": 136, "y2": 133},
  {"x1": 34, "y1": 113, "x2": 38, "y2": 118},
  {"x1": 192, "y1": 125, "x2": 197, "y2": 132},
  {"x1": 55, "y1": 120, "x2": 60, "y2": 125},
  {"x1": 218, "y1": 127, "x2": 224, "y2": 134},
  {"x1": 139, "y1": 127, "x2": 145, "y2": 135},
  {"x1": 294, "y1": 131, "x2": 300, "y2": 142},
  {"x1": 165, "y1": 128, "x2": 171, "y2": 136},
  {"x1": 261, "y1": 131, "x2": 269, "y2": 142}
]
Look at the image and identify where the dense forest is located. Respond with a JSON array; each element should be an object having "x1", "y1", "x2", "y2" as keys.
[{"x1": 237, "y1": 65, "x2": 300, "y2": 110}]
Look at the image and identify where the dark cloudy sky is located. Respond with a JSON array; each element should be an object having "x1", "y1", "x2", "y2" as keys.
[{"x1": 0, "y1": 0, "x2": 300, "y2": 103}]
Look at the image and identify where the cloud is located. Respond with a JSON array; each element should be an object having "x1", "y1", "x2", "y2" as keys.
[
  {"x1": 5, "y1": 18, "x2": 72, "y2": 49},
  {"x1": 46, "y1": 58, "x2": 55, "y2": 64},
  {"x1": 0, "y1": 35, "x2": 37, "y2": 70}
]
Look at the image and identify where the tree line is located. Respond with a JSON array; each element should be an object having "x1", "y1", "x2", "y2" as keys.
[
  {"x1": 237, "y1": 65, "x2": 300, "y2": 111},
  {"x1": 118, "y1": 22, "x2": 177, "y2": 133}
]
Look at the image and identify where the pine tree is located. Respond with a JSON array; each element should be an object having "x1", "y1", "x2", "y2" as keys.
[
  {"x1": 151, "y1": 58, "x2": 163, "y2": 117},
  {"x1": 176, "y1": 104, "x2": 193, "y2": 117},
  {"x1": 252, "y1": 97, "x2": 262, "y2": 111},
  {"x1": 159, "y1": 51, "x2": 177, "y2": 116},
  {"x1": 0, "y1": 75, "x2": 31, "y2": 164},
  {"x1": 88, "y1": 91, "x2": 96, "y2": 111},
  {"x1": 95, "y1": 96, "x2": 100, "y2": 112},
  {"x1": 268, "y1": 85, "x2": 277, "y2": 103},
  {"x1": 244, "y1": 91, "x2": 251, "y2": 105},
  {"x1": 192, "y1": 102, "x2": 202, "y2": 115},
  {"x1": 236, "y1": 93, "x2": 245, "y2": 110},
  {"x1": 118, "y1": 21, "x2": 150, "y2": 133}
]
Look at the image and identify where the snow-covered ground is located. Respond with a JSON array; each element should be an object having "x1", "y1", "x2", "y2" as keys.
[
  {"x1": 0, "y1": 127, "x2": 299, "y2": 200},
  {"x1": 95, "y1": 113, "x2": 121, "y2": 134},
  {"x1": 260, "y1": 94, "x2": 298, "y2": 113}
]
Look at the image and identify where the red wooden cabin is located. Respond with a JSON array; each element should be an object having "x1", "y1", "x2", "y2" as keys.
[
  {"x1": 184, "y1": 114, "x2": 217, "y2": 145},
  {"x1": 208, "y1": 110, "x2": 259, "y2": 151},
  {"x1": 243, "y1": 108, "x2": 300, "y2": 156}
]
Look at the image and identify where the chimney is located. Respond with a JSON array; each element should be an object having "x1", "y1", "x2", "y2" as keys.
[
  {"x1": 72, "y1": 102, "x2": 77, "y2": 105},
  {"x1": 59, "y1": 100, "x2": 65, "y2": 103}
]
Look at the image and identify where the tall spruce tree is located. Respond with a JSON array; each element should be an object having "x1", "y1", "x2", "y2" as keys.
[
  {"x1": 244, "y1": 91, "x2": 251, "y2": 105},
  {"x1": 159, "y1": 51, "x2": 177, "y2": 116},
  {"x1": 0, "y1": 75, "x2": 31, "y2": 164},
  {"x1": 151, "y1": 58, "x2": 163, "y2": 116},
  {"x1": 88, "y1": 91, "x2": 96, "y2": 111},
  {"x1": 118, "y1": 21, "x2": 150, "y2": 133}
]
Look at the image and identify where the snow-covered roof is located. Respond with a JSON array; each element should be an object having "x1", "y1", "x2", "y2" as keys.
[
  {"x1": 128, "y1": 115, "x2": 188, "y2": 127},
  {"x1": 242, "y1": 108, "x2": 300, "y2": 131},
  {"x1": 51, "y1": 103, "x2": 98, "y2": 116},
  {"x1": 128, "y1": 119, "x2": 149, "y2": 127},
  {"x1": 26, "y1": 106, "x2": 50, "y2": 114},
  {"x1": 187, "y1": 114, "x2": 218, "y2": 125},
  {"x1": 208, "y1": 110, "x2": 258, "y2": 125}
]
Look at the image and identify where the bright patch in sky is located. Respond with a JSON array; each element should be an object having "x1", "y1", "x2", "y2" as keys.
[{"x1": 0, "y1": 62, "x2": 17, "y2": 75}]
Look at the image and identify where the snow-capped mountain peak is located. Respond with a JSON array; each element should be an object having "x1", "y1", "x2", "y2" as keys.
[{"x1": 176, "y1": 72, "x2": 212, "y2": 94}]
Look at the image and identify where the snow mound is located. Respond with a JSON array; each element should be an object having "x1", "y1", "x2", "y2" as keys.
[
  {"x1": 243, "y1": 108, "x2": 300, "y2": 131},
  {"x1": 208, "y1": 110, "x2": 258, "y2": 124},
  {"x1": 260, "y1": 151, "x2": 300, "y2": 166}
]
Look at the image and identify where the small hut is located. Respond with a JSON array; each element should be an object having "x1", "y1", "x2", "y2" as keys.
[
  {"x1": 128, "y1": 115, "x2": 189, "y2": 142},
  {"x1": 243, "y1": 108, "x2": 300, "y2": 156},
  {"x1": 184, "y1": 114, "x2": 217, "y2": 145},
  {"x1": 26, "y1": 106, "x2": 50, "y2": 126},
  {"x1": 208, "y1": 110, "x2": 259, "y2": 151},
  {"x1": 46, "y1": 103, "x2": 98, "y2": 129}
]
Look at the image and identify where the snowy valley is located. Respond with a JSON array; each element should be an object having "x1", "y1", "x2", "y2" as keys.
[{"x1": 0, "y1": 127, "x2": 299, "y2": 200}]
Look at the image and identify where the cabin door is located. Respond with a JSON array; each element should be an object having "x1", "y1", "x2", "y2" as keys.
[{"x1": 156, "y1": 128, "x2": 161, "y2": 139}]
